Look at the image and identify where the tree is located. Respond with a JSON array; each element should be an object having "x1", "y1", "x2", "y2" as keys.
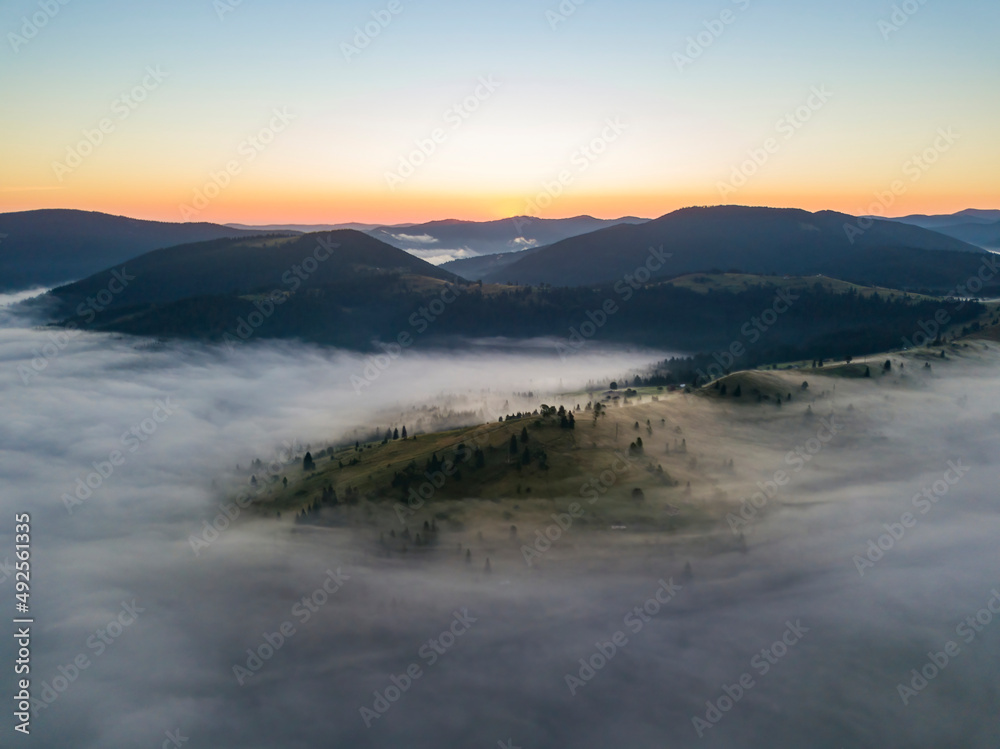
[
  {"x1": 303, "y1": 452, "x2": 315, "y2": 472},
  {"x1": 883, "y1": 359, "x2": 892, "y2": 371},
  {"x1": 593, "y1": 402, "x2": 604, "y2": 424},
  {"x1": 393, "y1": 428, "x2": 399, "y2": 440},
  {"x1": 733, "y1": 384, "x2": 742, "y2": 397},
  {"x1": 509, "y1": 435, "x2": 518, "y2": 455},
  {"x1": 610, "y1": 381, "x2": 618, "y2": 391},
  {"x1": 520, "y1": 426, "x2": 529, "y2": 444},
  {"x1": 522, "y1": 447, "x2": 531, "y2": 465},
  {"x1": 402, "y1": 426, "x2": 407, "y2": 439}
]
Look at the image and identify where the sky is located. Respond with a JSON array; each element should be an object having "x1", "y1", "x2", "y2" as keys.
[{"x1": 1, "y1": 0, "x2": 998, "y2": 225}]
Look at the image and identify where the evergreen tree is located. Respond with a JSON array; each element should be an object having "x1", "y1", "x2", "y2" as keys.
[{"x1": 303, "y1": 452, "x2": 315, "y2": 472}]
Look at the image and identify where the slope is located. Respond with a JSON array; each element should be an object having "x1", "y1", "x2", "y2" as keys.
[
  {"x1": 485, "y1": 205, "x2": 988, "y2": 290},
  {"x1": 0, "y1": 208, "x2": 287, "y2": 291}
]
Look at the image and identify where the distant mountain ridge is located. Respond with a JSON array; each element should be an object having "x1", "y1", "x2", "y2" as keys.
[
  {"x1": 463, "y1": 205, "x2": 988, "y2": 289},
  {"x1": 884, "y1": 209, "x2": 1000, "y2": 249},
  {"x1": 0, "y1": 209, "x2": 285, "y2": 291},
  {"x1": 364, "y1": 214, "x2": 649, "y2": 262}
]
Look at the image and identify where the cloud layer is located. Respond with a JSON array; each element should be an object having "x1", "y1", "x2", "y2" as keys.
[{"x1": 1, "y1": 305, "x2": 999, "y2": 748}]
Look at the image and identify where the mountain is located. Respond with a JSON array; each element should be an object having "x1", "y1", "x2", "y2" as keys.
[
  {"x1": 38, "y1": 207, "x2": 995, "y2": 360},
  {"x1": 888, "y1": 209, "x2": 1000, "y2": 229},
  {"x1": 0, "y1": 209, "x2": 286, "y2": 291},
  {"x1": 884, "y1": 209, "x2": 1000, "y2": 249},
  {"x1": 475, "y1": 206, "x2": 989, "y2": 289},
  {"x1": 928, "y1": 220, "x2": 1000, "y2": 250},
  {"x1": 48, "y1": 230, "x2": 459, "y2": 319},
  {"x1": 365, "y1": 215, "x2": 650, "y2": 263}
]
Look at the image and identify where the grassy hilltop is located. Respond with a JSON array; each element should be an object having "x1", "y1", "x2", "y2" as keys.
[{"x1": 238, "y1": 336, "x2": 999, "y2": 569}]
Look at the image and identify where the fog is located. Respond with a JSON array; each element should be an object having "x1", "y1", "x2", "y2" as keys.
[{"x1": 1, "y1": 300, "x2": 999, "y2": 748}]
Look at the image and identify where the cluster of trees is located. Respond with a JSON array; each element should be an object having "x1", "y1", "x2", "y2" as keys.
[
  {"x1": 293, "y1": 482, "x2": 354, "y2": 523},
  {"x1": 380, "y1": 426, "x2": 408, "y2": 444},
  {"x1": 382, "y1": 519, "x2": 442, "y2": 550}
]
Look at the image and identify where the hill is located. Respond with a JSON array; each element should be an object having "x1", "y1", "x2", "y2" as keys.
[
  {"x1": 46, "y1": 230, "x2": 462, "y2": 342},
  {"x1": 0, "y1": 209, "x2": 286, "y2": 291},
  {"x1": 242, "y1": 335, "x2": 995, "y2": 549},
  {"x1": 46, "y1": 255, "x2": 989, "y2": 366},
  {"x1": 478, "y1": 205, "x2": 989, "y2": 290}
]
